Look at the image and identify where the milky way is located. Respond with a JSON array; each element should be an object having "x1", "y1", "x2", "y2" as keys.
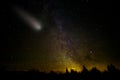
[{"x1": 0, "y1": 0, "x2": 118, "y2": 72}]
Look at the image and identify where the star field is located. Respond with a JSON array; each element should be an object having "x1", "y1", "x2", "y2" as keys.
[{"x1": 0, "y1": 0, "x2": 117, "y2": 72}]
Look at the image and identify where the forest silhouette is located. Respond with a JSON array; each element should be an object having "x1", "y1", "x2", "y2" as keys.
[{"x1": 0, "y1": 64, "x2": 120, "y2": 80}]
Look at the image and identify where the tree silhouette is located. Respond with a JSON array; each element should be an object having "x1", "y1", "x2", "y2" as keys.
[{"x1": 0, "y1": 64, "x2": 120, "y2": 80}]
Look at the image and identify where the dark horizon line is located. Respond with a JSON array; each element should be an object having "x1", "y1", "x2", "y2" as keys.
[{"x1": 0, "y1": 64, "x2": 120, "y2": 73}]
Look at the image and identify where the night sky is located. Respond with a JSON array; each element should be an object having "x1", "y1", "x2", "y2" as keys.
[{"x1": 0, "y1": 0, "x2": 117, "y2": 72}]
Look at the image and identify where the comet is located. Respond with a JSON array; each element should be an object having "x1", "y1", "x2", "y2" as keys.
[{"x1": 14, "y1": 7, "x2": 42, "y2": 31}]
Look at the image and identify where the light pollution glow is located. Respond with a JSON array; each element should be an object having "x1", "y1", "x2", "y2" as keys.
[{"x1": 4, "y1": 6, "x2": 116, "y2": 73}]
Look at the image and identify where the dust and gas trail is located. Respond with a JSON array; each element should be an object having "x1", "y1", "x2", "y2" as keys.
[{"x1": 14, "y1": 7, "x2": 42, "y2": 31}]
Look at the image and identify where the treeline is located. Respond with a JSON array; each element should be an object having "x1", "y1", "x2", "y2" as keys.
[{"x1": 0, "y1": 64, "x2": 120, "y2": 80}]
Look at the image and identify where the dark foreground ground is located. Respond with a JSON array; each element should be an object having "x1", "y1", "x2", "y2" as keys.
[{"x1": 0, "y1": 64, "x2": 120, "y2": 80}]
